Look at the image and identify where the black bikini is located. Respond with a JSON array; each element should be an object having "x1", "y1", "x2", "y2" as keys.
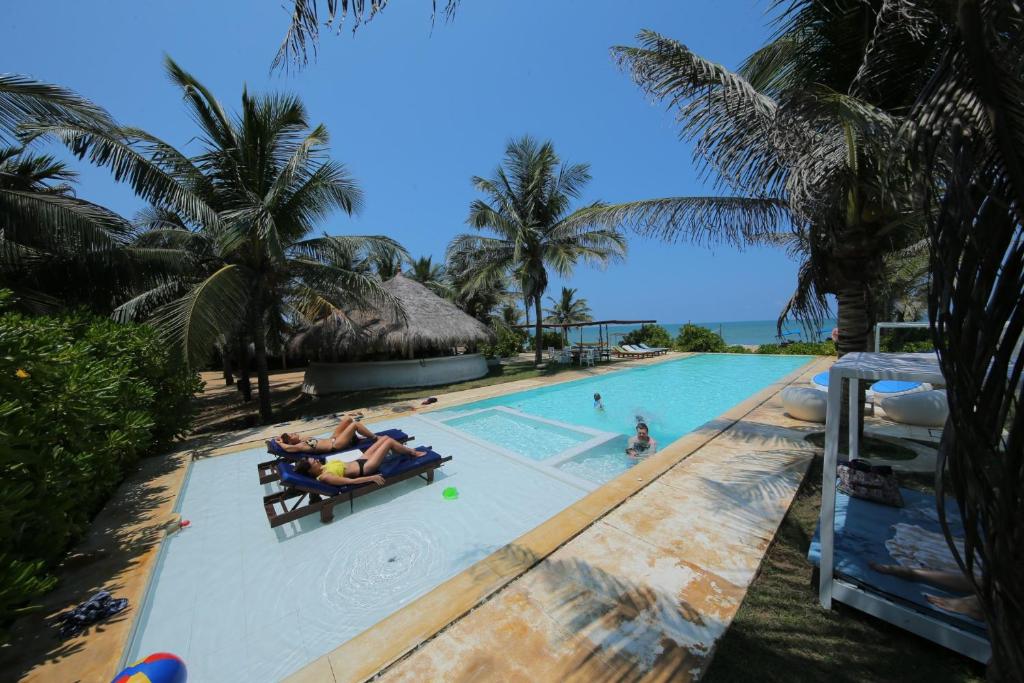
[{"x1": 355, "y1": 458, "x2": 367, "y2": 476}]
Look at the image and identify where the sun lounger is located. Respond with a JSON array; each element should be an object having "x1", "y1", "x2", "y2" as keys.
[
  {"x1": 612, "y1": 345, "x2": 653, "y2": 358},
  {"x1": 636, "y1": 343, "x2": 668, "y2": 355},
  {"x1": 256, "y1": 429, "x2": 413, "y2": 484},
  {"x1": 624, "y1": 344, "x2": 662, "y2": 356},
  {"x1": 262, "y1": 449, "x2": 452, "y2": 527}
]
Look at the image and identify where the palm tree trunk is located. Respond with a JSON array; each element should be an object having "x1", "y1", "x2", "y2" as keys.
[
  {"x1": 235, "y1": 334, "x2": 252, "y2": 402},
  {"x1": 835, "y1": 283, "x2": 871, "y2": 448},
  {"x1": 221, "y1": 347, "x2": 234, "y2": 386},
  {"x1": 534, "y1": 296, "x2": 543, "y2": 365},
  {"x1": 250, "y1": 301, "x2": 274, "y2": 424},
  {"x1": 523, "y1": 295, "x2": 530, "y2": 329}
]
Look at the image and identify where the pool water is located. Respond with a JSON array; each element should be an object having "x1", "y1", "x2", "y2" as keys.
[
  {"x1": 556, "y1": 436, "x2": 635, "y2": 484},
  {"x1": 125, "y1": 353, "x2": 812, "y2": 681},
  {"x1": 436, "y1": 354, "x2": 810, "y2": 483},
  {"x1": 443, "y1": 408, "x2": 591, "y2": 460}
]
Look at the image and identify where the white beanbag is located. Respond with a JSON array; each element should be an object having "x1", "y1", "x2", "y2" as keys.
[
  {"x1": 879, "y1": 389, "x2": 948, "y2": 427},
  {"x1": 781, "y1": 386, "x2": 828, "y2": 423}
]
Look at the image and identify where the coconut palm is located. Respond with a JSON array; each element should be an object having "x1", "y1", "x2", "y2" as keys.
[
  {"x1": 0, "y1": 76, "x2": 145, "y2": 313},
  {"x1": 31, "y1": 57, "x2": 407, "y2": 423},
  {"x1": 448, "y1": 136, "x2": 626, "y2": 364},
  {"x1": 407, "y1": 255, "x2": 449, "y2": 296},
  {"x1": 272, "y1": 0, "x2": 460, "y2": 71},
  {"x1": 594, "y1": 30, "x2": 927, "y2": 358},
  {"x1": 544, "y1": 286, "x2": 592, "y2": 346},
  {"x1": 893, "y1": 1, "x2": 1023, "y2": 674}
]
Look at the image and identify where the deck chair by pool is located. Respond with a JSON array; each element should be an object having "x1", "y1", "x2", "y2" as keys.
[
  {"x1": 612, "y1": 345, "x2": 651, "y2": 358},
  {"x1": 256, "y1": 429, "x2": 413, "y2": 484},
  {"x1": 263, "y1": 449, "x2": 452, "y2": 527},
  {"x1": 636, "y1": 343, "x2": 668, "y2": 355}
]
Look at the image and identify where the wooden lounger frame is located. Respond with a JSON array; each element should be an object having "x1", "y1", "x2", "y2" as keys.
[
  {"x1": 256, "y1": 433, "x2": 415, "y2": 485},
  {"x1": 263, "y1": 455, "x2": 452, "y2": 528}
]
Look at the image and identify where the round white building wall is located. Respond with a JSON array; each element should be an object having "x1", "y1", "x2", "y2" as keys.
[{"x1": 302, "y1": 354, "x2": 489, "y2": 395}]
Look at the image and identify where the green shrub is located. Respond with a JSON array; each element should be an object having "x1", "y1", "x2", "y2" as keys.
[
  {"x1": 724, "y1": 344, "x2": 750, "y2": 353},
  {"x1": 675, "y1": 323, "x2": 726, "y2": 352},
  {"x1": 527, "y1": 330, "x2": 565, "y2": 350},
  {"x1": 483, "y1": 325, "x2": 526, "y2": 358},
  {"x1": 622, "y1": 324, "x2": 673, "y2": 349},
  {"x1": 0, "y1": 293, "x2": 201, "y2": 637},
  {"x1": 756, "y1": 340, "x2": 836, "y2": 355},
  {"x1": 879, "y1": 326, "x2": 933, "y2": 353}
]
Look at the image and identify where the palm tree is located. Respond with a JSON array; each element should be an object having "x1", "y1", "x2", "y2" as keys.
[
  {"x1": 448, "y1": 136, "x2": 626, "y2": 364},
  {"x1": 596, "y1": 30, "x2": 926, "y2": 358},
  {"x1": 893, "y1": 1, "x2": 1023, "y2": 674},
  {"x1": 32, "y1": 57, "x2": 407, "y2": 423},
  {"x1": 407, "y1": 255, "x2": 449, "y2": 296},
  {"x1": 544, "y1": 286, "x2": 592, "y2": 346},
  {"x1": 272, "y1": 0, "x2": 460, "y2": 71},
  {"x1": 0, "y1": 76, "x2": 145, "y2": 314}
]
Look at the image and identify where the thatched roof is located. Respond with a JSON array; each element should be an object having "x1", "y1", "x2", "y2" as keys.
[{"x1": 290, "y1": 273, "x2": 494, "y2": 359}]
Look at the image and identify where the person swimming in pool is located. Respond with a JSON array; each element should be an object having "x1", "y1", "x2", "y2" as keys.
[
  {"x1": 626, "y1": 422, "x2": 657, "y2": 459},
  {"x1": 594, "y1": 393, "x2": 605, "y2": 411},
  {"x1": 293, "y1": 436, "x2": 430, "y2": 486},
  {"x1": 274, "y1": 416, "x2": 379, "y2": 455}
]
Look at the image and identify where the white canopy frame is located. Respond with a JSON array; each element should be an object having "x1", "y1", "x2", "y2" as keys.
[{"x1": 818, "y1": 352, "x2": 990, "y2": 663}]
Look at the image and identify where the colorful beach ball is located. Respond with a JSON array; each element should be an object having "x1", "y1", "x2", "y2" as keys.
[{"x1": 111, "y1": 652, "x2": 187, "y2": 683}]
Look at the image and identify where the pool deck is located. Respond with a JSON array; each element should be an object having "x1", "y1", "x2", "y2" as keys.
[
  {"x1": 285, "y1": 355, "x2": 833, "y2": 682},
  {"x1": 2, "y1": 352, "x2": 869, "y2": 682}
]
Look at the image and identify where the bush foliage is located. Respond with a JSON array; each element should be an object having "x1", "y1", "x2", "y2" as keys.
[
  {"x1": 622, "y1": 324, "x2": 673, "y2": 349},
  {"x1": 0, "y1": 292, "x2": 201, "y2": 635},
  {"x1": 483, "y1": 325, "x2": 526, "y2": 358},
  {"x1": 756, "y1": 340, "x2": 836, "y2": 355},
  {"x1": 724, "y1": 344, "x2": 750, "y2": 353},
  {"x1": 527, "y1": 330, "x2": 565, "y2": 351},
  {"x1": 675, "y1": 323, "x2": 726, "y2": 352}
]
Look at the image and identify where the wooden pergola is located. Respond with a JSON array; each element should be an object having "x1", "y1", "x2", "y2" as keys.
[{"x1": 514, "y1": 319, "x2": 656, "y2": 356}]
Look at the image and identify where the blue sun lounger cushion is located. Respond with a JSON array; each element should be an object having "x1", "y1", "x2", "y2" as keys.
[
  {"x1": 277, "y1": 448, "x2": 444, "y2": 497},
  {"x1": 266, "y1": 429, "x2": 411, "y2": 461},
  {"x1": 811, "y1": 372, "x2": 922, "y2": 395}
]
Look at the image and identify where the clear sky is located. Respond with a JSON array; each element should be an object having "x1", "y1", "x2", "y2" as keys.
[{"x1": 2, "y1": 0, "x2": 817, "y2": 323}]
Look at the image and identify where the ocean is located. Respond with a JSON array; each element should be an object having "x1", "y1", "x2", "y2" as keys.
[{"x1": 564, "y1": 319, "x2": 839, "y2": 346}]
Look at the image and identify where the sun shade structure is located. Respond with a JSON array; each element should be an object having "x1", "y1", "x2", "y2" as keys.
[{"x1": 291, "y1": 274, "x2": 494, "y2": 361}]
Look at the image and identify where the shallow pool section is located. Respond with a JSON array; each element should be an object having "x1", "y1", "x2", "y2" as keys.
[
  {"x1": 556, "y1": 436, "x2": 636, "y2": 484},
  {"x1": 442, "y1": 407, "x2": 592, "y2": 461},
  {"x1": 124, "y1": 415, "x2": 588, "y2": 683}
]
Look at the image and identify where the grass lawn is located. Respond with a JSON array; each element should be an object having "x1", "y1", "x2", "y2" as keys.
[
  {"x1": 192, "y1": 357, "x2": 578, "y2": 433},
  {"x1": 704, "y1": 454, "x2": 986, "y2": 683}
]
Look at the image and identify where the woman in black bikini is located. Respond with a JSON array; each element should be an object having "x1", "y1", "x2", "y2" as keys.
[
  {"x1": 274, "y1": 416, "x2": 376, "y2": 455},
  {"x1": 293, "y1": 436, "x2": 429, "y2": 486}
]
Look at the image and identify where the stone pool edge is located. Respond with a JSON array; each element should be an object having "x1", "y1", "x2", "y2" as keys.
[{"x1": 285, "y1": 354, "x2": 823, "y2": 683}]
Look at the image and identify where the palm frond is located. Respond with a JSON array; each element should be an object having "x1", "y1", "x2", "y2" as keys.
[
  {"x1": 0, "y1": 74, "x2": 114, "y2": 146},
  {"x1": 150, "y1": 264, "x2": 252, "y2": 367}
]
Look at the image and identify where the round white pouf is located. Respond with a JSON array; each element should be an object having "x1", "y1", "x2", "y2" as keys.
[
  {"x1": 879, "y1": 389, "x2": 948, "y2": 427},
  {"x1": 781, "y1": 386, "x2": 828, "y2": 423}
]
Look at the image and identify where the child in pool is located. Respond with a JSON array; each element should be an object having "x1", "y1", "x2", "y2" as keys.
[{"x1": 594, "y1": 393, "x2": 605, "y2": 411}]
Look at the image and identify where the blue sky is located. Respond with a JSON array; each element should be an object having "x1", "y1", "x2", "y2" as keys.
[{"x1": 3, "y1": 0, "x2": 815, "y2": 323}]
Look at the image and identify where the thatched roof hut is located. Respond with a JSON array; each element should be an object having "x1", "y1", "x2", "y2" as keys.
[{"x1": 290, "y1": 273, "x2": 494, "y2": 361}]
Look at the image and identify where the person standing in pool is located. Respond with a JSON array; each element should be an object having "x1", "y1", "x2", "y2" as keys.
[
  {"x1": 293, "y1": 436, "x2": 430, "y2": 486},
  {"x1": 626, "y1": 422, "x2": 657, "y2": 459},
  {"x1": 594, "y1": 393, "x2": 605, "y2": 411}
]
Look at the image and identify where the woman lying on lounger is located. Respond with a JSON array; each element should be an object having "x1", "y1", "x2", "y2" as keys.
[
  {"x1": 293, "y1": 436, "x2": 429, "y2": 486},
  {"x1": 274, "y1": 416, "x2": 378, "y2": 454}
]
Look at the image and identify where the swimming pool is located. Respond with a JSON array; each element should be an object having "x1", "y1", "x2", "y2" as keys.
[
  {"x1": 433, "y1": 353, "x2": 811, "y2": 484},
  {"x1": 124, "y1": 353, "x2": 811, "y2": 681}
]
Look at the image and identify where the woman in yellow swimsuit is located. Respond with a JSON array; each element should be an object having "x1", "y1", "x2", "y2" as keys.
[
  {"x1": 274, "y1": 416, "x2": 376, "y2": 454},
  {"x1": 293, "y1": 436, "x2": 429, "y2": 486}
]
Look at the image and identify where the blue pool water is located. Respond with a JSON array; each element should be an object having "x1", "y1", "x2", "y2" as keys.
[
  {"x1": 437, "y1": 354, "x2": 810, "y2": 453},
  {"x1": 126, "y1": 353, "x2": 812, "y2": 681},
  {"x1": 443, "y1": 409, "x2": 591, "y2": 460}
]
